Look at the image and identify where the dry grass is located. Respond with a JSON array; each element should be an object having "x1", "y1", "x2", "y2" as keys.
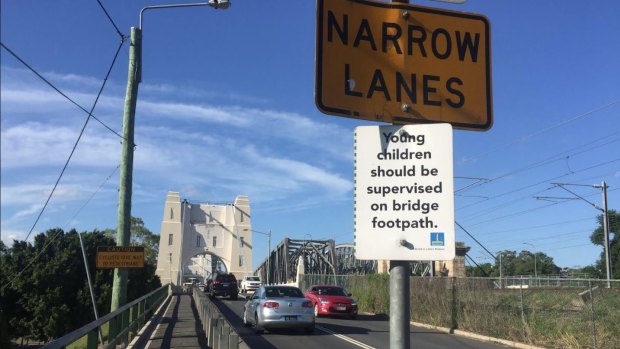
[{"x1": 300, "y1": 275, "x2": 620, "y2": 349}]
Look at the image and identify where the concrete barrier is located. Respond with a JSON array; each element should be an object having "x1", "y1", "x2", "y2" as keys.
[{"x1": 193, "y1": 287, "x2": 245, "y2": 349}]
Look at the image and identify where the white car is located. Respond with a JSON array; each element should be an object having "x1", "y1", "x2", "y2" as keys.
[
  {"x1": 240, "y1": 275, "x2": 262, "y2": 293},
  {"x1": 243, "y1": 286, "x2": 315, "y2": 334}
]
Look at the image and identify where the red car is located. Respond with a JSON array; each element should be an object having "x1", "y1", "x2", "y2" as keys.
[{"x1": 305, "y1": 285, "x2": 358, "y2": 319}]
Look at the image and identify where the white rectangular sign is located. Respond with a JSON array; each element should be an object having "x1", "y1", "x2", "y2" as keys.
[{"x1": 354, "y1": 124, "x2": 455, "y2": 260}]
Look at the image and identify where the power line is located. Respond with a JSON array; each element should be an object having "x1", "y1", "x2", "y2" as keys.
[
  {"x1": 18, "y1": 41, "x2": 126, "y2": 242},
  {"x1": 472, "y1": 216, "x2": 593, "y2": 236},
  {"x1": 458, "y1": 158, "x2": 620, "y2": 213},
  {"x1": 96, "y1": 0, "x2": 126, "y2": 39},
  {"x1": 458, "y1": 186, "x2": 555, "y2": 222},
  {"x1": 0, "y1": 42, "x2": 125, "y2": 140},
  {"x1": 464, "y1": 185, "x2": 612, "y2": 229},
  {"x1": 484, "y1": 231, "x2": 591, "y2": 249},
  {"x1": 457, "y1": 131, "x2": 620, "y2": 195},
  {"x1": 466, "y1": 201, "x2": 561, "y2": 228},
  {"x1": 455, "y1": 221, "x2": 496, "y2": 260},
  {"x1": 455, "y1": 168, "x2": 618, "y2": 222},
  {"x1": 460, "y1": 98, "x2": 620, "y2": 164},
  {"x1": 2, "y1": 164, "x2": 121, "y2": 292}
]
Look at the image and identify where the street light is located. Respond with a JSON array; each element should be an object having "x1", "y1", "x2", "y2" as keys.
[
  {"x1": 523, "y1": 242, "x2": 537, "y2": 278},
  {"x1": 245, "y1": 229, "x2": 272, "y2": 285},
  {"x1": 111, "y1": 0, "x2": 231, "y2": 312}
]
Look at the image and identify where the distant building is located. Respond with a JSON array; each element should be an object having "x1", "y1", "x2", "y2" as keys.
[
  {"x1": 437, "y1": 242, "x2": 471, "y2": 277},
  {"x1": 155, "y1": 192, "x2": 253, "y2": 286}
]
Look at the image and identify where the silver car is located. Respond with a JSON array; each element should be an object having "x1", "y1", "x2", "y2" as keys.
[{"x1": 243, "y1": 286, "x2": 315, "y2": 334}]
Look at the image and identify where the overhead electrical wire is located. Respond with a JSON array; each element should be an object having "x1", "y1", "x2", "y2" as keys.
[
  {"x1": 464, "y1": 186, "x2": 617, "y2": 228},
  {"x1": 458, "y1": 168, "x2": 618, "y2": 228},
  {"x1": 457, "y1": 131, "x2": 620, "y2": 196},
  {"x1": 459, "y1": 98, "x2": 620, "y2": 164},
  {"x1": 460, "y1": 189, "x2": 617, "y2": 261},
  {"x1": 96, "y1": 0, "x2": 126, "y2": 39},
  {"x1": 11, "y1": 41, "x2": 127, "y2": 243},
  {"x1": 0, "y1": 43, "x2": 125, "y2": 140},
  {"x1": 2, "y1": 0, "x2": 130, "y2": 309},
  {"x1": 458, "y1": 157, "x2": 620, "y2": 213},
  {"x1": 2, "y1": 164, "x2": 121, "y2": 292}
]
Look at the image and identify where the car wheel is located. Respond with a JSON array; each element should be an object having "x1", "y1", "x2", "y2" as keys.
[
  {"x1": 254, "y1": 313, "x2": 264, "y2": 334},
  {"x1": 349, "y1": 314, "x2": 357, "y2": 320},
  {"x1": 304, "y1": 323, "x2": 315, "y2": 334},
  {"x1": 314, "y1": 304, "x2": 320, "y2": 318},
  {"x1": 243, "y1": 309, "x2": 250, "y2": 327}
]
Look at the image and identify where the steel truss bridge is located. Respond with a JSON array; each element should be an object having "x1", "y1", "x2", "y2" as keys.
[{"x1": 254, "y1": 239, "x2": 434, "y2": 284}]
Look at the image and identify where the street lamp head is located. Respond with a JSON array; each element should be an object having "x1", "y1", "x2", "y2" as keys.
[{"x1": 209, "y1": 0, "x2": 231, "y2": 9}]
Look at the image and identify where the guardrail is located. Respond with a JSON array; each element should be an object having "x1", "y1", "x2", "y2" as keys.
[
  {"x1": 42, "y1": 284, "x2": 171, "y2": 349},
  {"x1": 192, "y1": 286, "x2": 247, "y2": 349}
]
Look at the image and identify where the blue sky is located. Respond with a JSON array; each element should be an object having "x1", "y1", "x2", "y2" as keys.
[{"x1": 1, "y1": 0, "x2": 619, "y2": 272}]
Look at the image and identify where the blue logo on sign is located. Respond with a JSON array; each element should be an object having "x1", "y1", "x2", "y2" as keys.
[{"x1": 430, "y1": 232, "x2": 445, "y2": 246}]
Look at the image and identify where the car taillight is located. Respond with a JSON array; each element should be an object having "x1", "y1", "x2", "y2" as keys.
[
  {"x1": 214, "y1": 280, "x2": 221, "y2": 285},
  {"x1": 263, "y1": 301, "x2": 279, "y2": 309},
  {"x1": 302, "y1": 301, "x2": 312, "y2": 308}
]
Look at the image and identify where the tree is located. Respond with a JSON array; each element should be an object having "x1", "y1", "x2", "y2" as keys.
[
  {"x1": 0, "y1": 226, "x2": 160, "y2": 343},
  {"x1": 104, "y1": 216, "x2": 159, "y2": 266},
  {"x1": 484, "y1": 250, "x2": 559, "y2": 278},
  {"x1": 466, "y1": 262, "x2": 493, "y2": 277},
  {"x1": 590, "y1": 210, "x2": 620, "y2": 279}
]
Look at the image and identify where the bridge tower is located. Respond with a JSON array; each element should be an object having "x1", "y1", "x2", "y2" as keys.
[{"x1": 156, "y1": 192, "x2": 253, "y2": 286}]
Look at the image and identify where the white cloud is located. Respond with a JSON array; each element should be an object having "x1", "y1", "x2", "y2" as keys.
[
  {"x1": 0, "y1": 122, "x2": 120, "y2": 168},
  {"x1": 0, "y1": 228, "x2": 26, "y2": 245},
  {"x1": 139, "y1": 100, "x2": 250, "y2": 125},
  {"x1": 0, "y1": 182, "x2": 100, "y2": 207},
  {"x1": 1, "y1": 67, "x2": 355, "y2": 242},
  {"x1": 243, "y1": 146, "x2": 351, "y2": 195},
  {"x1": 14, "y1": 203, "x2": 45, "y2": 218}
]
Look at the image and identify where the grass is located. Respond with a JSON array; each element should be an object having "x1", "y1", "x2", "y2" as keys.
[
  {"x1": 303, "y1": 275, "x2": 620, "y2": 349},
  {"x1": 65, "y1": 323, "x2": 108, "y2": 349}
]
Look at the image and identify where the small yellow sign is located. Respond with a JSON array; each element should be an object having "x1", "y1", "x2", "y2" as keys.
[
  {"x1": 96, "y1": 246, "x2": 144, "y2": 269},
  {"x1": 316, "y1": 0, "x2": 492, "y2": 130}
]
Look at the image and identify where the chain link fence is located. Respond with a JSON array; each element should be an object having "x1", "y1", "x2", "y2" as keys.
[{"x1": 298, "y1": 274, "x2": 620, "y2": 349}]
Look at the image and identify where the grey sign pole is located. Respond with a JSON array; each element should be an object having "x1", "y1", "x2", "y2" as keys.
[
  {"x1": 390, "y1": 260, "x2": 410, "y2": 349},
  {"x1": 389, "y1": 0, "x2": 411, "y2": 345}
]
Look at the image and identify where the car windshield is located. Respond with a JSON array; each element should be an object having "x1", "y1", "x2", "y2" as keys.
[
  {"x1": 218, "y1": 275, "x2": 236, "y2": 282},
  {"x1": 265, "y1": 287, "x2": 304, "y2": 298},
  {"x1": 247, "y1": 276, "x2": 260, "y2": 281},
  {"x1": 317, "y1": 287, "x2": 347, "y2": 296}
]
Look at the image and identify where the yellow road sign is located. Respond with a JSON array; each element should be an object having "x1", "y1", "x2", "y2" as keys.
[
  {"x1": 315, "y1": 0, "x2": 492, "y2": 130},
  {"x1": 96, "y1": 246, "x2": 144, "y2": 269}
]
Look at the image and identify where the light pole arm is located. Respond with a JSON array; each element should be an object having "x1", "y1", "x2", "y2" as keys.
[
  {"x1": 140, "y1": 2, "x2": 224, "y2": 29},
  {"x1": 137, "y1": 1, "x2": 230, "y2": 82}
]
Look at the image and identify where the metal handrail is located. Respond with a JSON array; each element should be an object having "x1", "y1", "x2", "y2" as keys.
[{"x1": 43, "y1": 283, "x2": 171, "y2": 349}]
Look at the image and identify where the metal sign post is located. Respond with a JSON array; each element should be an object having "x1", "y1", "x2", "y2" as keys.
[
  {"x1": 315, "y1": 0, "x2": 490, "y2": 347},
  {"x1": 390, "y1": 260, "x2": 410, "y2": 349}
]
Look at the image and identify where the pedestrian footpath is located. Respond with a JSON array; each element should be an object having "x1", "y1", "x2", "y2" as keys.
[{"x1": 131, "y1": 294, "x2": 209, "y2": 349}]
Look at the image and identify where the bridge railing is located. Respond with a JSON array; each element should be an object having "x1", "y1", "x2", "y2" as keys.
[
  {"x1": 42, "y1": 283, "x2": 171, "y2": 349},
  {"x1": 192, "y1": 286, "x2": 248, "y2": 349}
]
